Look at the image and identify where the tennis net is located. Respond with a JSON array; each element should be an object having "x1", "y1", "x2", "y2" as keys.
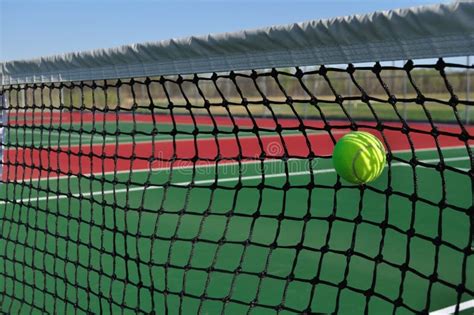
[{"x1": 1, "y1": 2, "x2": 473, "y2": 314}]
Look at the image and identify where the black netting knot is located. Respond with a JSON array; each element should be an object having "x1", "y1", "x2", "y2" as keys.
[
  {"x1": 375, "y1": 254, "x2": 384, "y2": 264},
  {"x1": 364, "y1": 289, "x2": 374, "y2": 297},
  {"x1": 435, "y1": 162, "x2": 445, "y2": 172},
  {"x1": 338, "y1": 280, "x2": 347, "y2": 289},
  {"x1": 399, "y1": 263, "x2": 409, "y2": 272},
  {"x1": 388, "y1": 95, "x2": 397, "y2": 105},
  {"x1": 372, "y1": 62, "x2": 382, "y2": 74},
  {"x1": 318, "y1": 65, "x2": 327, "y2": 76},
  {"x1": 403, "y1": 60, "x2": 414, "y2": 71},
  {"x1": 250, "y1": 70, "x2": 258, "y2": 80},
  {"x1": 449, "y1": 95, "x2": 459, "y2": 107},
  {"x1": 310, "y1": 277, "x2": 320, "y2": 285},
  {"x1": 416, "y1": 94, "x2": 425, "y2": 104},
  {"x1": 320, "y1": 245, "x2": 329, "y2": 253},
  {"x1": 435, "y1": 58, "x2": 446, "y2": 71},
  {"x1": 401, "y1": 124, "x2": 410, "y2": 134},
  {"x1": 438, "y1": 199, "x2": 447, "y2": 209},
  {"x1": 432, "y1": 237, "x2": 442, "y2": 246},
  {"x1": 456, "y1": 284, "x2": 465, "y2": 294},
  {"x1": 295, "y1": 68, "x2": 304, "y2": 79},
  {"x1": 361, "y1": 93, "x2": 370, "y2": 103},
  {"x1": 458, "y1": 131, "x2": 468, "y2": 142},
  {"x1": 394, "y1": 298, "x2": 403, "y2": 307},
  {"x1": 347, "y1": 64, "x2": 355, "y2": 74}
]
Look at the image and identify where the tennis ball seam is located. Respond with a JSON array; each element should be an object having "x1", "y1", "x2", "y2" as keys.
[
  {"x1": 351, "y1": 147, "x2": 365, "y2": 183},
  {"x1": 351, "y1": 142, "x2": 379, "y2": 183}
]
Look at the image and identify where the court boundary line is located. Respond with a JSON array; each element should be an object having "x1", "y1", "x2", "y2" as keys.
[
  {"x1": 429, "y1": 299, "x2": 474, "y2": 315},
  {"x1": 0, "y1": 151, "x2": 471, "y2": 312},
  {"x1": 13, "y1": 145, "x2": 469, "y2": 183},
  {"x1": 0, "y1": 155, "x2": 469, "y2": 205}
]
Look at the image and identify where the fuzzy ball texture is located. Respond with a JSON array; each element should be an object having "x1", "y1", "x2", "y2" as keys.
[{"x1": 332, "y1": 131, "x2": 386, "y2": 184}]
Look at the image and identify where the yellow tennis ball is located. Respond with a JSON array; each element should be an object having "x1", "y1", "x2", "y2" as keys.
[{"x1": 332, "y1": 131, "x2": 386, "y2": 184}]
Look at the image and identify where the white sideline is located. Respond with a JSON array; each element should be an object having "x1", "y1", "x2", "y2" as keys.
[
  {"x1": 0, "y1": 154, "x2": 471, "y2": 312},
  {"x1": 12, "y1": 145, "x2": 471, "y2": 184},
  {"x1": 0, "y1": 155, "x2": 469, "y2": 205},
  {"x1": 429, "y1": 299, "x2": 474, "y2": 315}
]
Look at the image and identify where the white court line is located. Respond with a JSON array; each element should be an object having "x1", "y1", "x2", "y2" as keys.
[
  {"x1": 429, "y1": 299, "x2": 474, "y2": 315},
  {"x1": 15, "y1": 145, "x2": 471, "y2": 184},
  {"x1": 0, "y1": 156, "x2": 469, "y2": 206}
]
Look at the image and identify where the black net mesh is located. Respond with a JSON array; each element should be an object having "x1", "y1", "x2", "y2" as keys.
[{"x1": 0, "y1": 58, "x2": 473, "y2": 314}]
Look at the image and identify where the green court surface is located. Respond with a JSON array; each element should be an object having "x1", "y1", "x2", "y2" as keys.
[
  {"x1": 4, "y1": 119, "x2": 297, "y2": 148},
  {"x1": 1, "y1": 135, "x2": 472, "y2": 314},
  {"x1": 4, "y1": 120, "x2": 229, "y2": 146}
]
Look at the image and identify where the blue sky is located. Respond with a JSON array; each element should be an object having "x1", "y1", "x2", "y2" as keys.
[{"x1": 1, "y1": 0, "x2": 449, "y2": 62}]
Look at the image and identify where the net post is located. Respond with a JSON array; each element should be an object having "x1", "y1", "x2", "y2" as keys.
[
  {"x1": 19, "y1": 87, "x2": 25, "y2": 108},
  {"x1": 403, "y1": 60, "x2": 408, "y2": 121},
  {"x1": 60, "y1": 85, "x2": 65, "y2": 107},
  {"x1": 348, "y1": 75, "x2": 353, "y2": 116},
  {"x1": 465, "y1": 56, "x2": 471, "y2": 125},
  {"x1": 0, "y1": 91, "x2": 7, "y2": 183}
]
